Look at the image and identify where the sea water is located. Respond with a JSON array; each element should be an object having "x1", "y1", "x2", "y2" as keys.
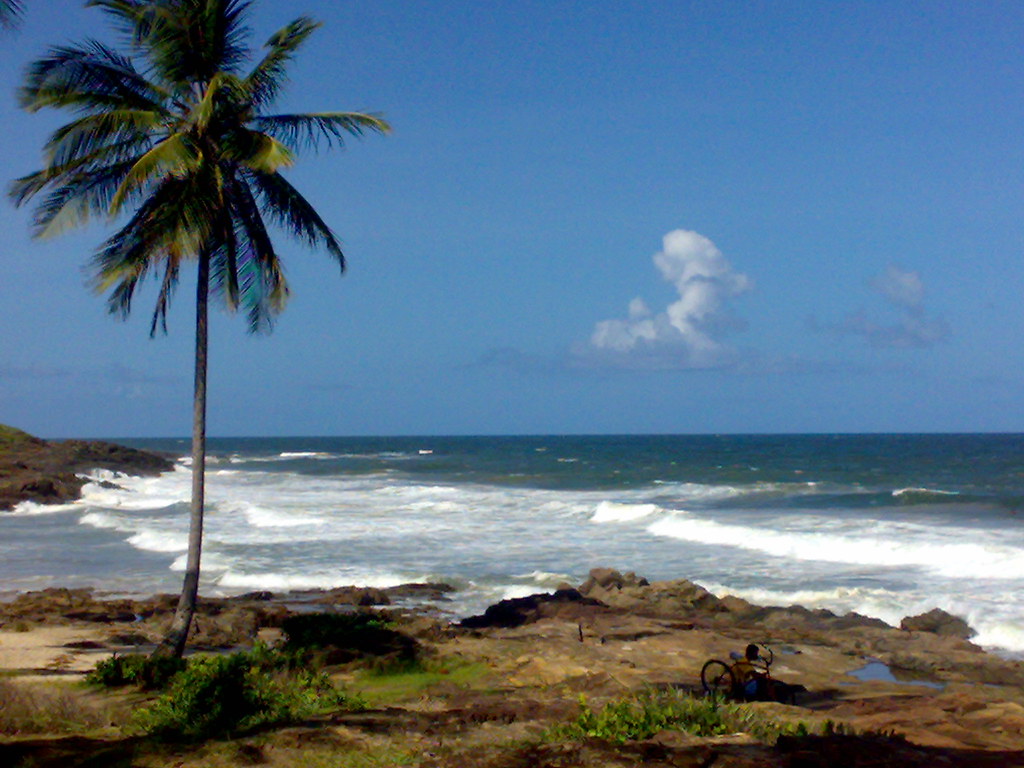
[{"x1": 2, "y1": 434, "x2": 1023, "y2": 652}]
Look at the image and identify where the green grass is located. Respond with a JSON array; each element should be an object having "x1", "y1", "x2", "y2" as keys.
[
  {"x1": 351, "y1": 657, "x2": 491, "y2": 706},
  {"x1": 0, "y1": 678, "x2": 118, "y2": 735},
  {"x1": 548, "y1": 689, "x2": 815, "y2": 745},
  {"x1": 0, "y1": 423, "x2": 38, "y2": 452}
]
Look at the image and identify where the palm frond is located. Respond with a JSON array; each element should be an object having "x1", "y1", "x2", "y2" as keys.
[
  {"x1": 224, "y1": 128, "x2": 295, "y2": 173},
  {"x1": 44, "y1": 109, "x2": 160, "y2": 168},
  {"x1": 19, "y1": 39, "x2": 167, "y2": 112},
  {"x1": 16, "y1": 158, "x2": 138, "y2": 237},
  {"x1": 18, "y1": 0, "x2": 386, "y2": 340},
  {"x1": 244, "y1": 168, "x2": 344, "y2": 267},
  {"x1": 94, "y1": 175, "x2": 217, "y2": 311},
  {"x1": 132, "y1": 0, "x2": 253, "y2": 89},
  {"x1": 244, "y1": 16, "x2": 319, "y2": 110},
  {"x1": 149, "y1": 255, "x2": 181, "y2": 335},
  {"x1": 0, "y1": 0, "x2": 24, "y2": 30},
  {"x1": 253, "y1": 112, "x2": 390, "y2": 152},
  {"x1": 227, "y1": 173, "x2": 289, "y2": 330},
  {"x1": 109, "y1": 132, "x2": 199, "y2": 213}
]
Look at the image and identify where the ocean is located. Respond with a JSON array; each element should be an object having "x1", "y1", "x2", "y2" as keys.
[{"x1": 2, "y1": 434, "x2": 1023, "y2": 652}]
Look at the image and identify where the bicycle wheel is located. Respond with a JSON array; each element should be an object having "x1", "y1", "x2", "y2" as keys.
[{"x1": 700, "y1": 659, "x2": 735, "y2": 698}]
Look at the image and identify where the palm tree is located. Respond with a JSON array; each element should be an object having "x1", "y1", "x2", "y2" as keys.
[
  {"x1": 11, "y1": 0, "x2": 389, "y2": 657},
  {"x1": 0, "y1": 0, "x2": 24, "y2": 29}
]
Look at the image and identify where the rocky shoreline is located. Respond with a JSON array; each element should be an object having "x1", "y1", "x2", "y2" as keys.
[
  {"x1": 2, "y1": 426, "x2": 1022, "y2": 763},
  {"x1": 0, "y1": 425, "x2": 174, "y2": 510},
  {"x1": 2, "y1": 568, "x2": 1023, "y2": 764}
]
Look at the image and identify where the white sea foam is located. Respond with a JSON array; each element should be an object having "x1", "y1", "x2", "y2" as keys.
[
  {"x1": 7, "y1": 500, "x2": 80, "y2": 516},
  {"x1": 241, "y1": 504, "x2": 325, "y2": 528},
  {"x1": 13, "y1": 439, "x2": 1024, "y2": 654},
  {"x1": 170, "y1": 552, "x2": 233, "y2": 573},
  {"x1": 516, "y1": 570, "x2": 574, "y2": 585},
  {"x1": 893, "y1": 487, "x2": 959, "y2": 497},
  {"x1": 704, "y1": 582, "x2": 909, "y2": 626},
  {"x1": 591, "y1": 501, "x2": 661, "y2": 523},
  {"x1": 79, "y1": 511, "x2": 127, "y2": 530},
  {"x1": 213, "y1": 568, "x2": 414, "y2": 591},
  {"x1": 126, "y1": 530, "x2": 189, "y2": 553},
  {"x1": 972, "y1": 622, "x2": 1024, "y2": 652},
  {"x1": 647, "y1": 513, "x2": 1024, "y2": 580}
]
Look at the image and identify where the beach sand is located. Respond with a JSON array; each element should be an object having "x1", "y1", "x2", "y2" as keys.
[{"x1": 0, "y1": 626, "x2": 116, "y2": 679}]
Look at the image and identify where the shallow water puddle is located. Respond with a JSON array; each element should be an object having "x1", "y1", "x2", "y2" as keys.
[{"x1": 845, "y1": 659, "x2": 945, "y2": 690}]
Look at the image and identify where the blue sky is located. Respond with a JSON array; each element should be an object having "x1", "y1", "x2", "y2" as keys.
[{"x1": 1, "y1": 0, "x2": 1022, "y2": 437}]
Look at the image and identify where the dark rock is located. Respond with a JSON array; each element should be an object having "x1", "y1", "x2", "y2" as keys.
[
  {"x1": 106, "y1": 632, "x2": 149, "y2": 646},
  {"x1": 313, "y1": 586, "x2": 391, "y2": 607},
  {"x1": 232, "y1": 591, "x2": 276, "y2": 602},
  {"x1": 900, "y1": 608, "x2": 976, "y2": 639},
  {"x1": 384, "y1": 582, "x2": 457, "y2": 601},
  {"x1": 460, "y1": 588, "x2": 607, "y2": 629},
  {"x1": 578, "y1": 568, "x2": 649, "y2": 594}
]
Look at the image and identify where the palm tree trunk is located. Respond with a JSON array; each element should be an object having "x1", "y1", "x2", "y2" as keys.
[{"x1": 157, "y1": 249, "x2": 210, "y2": 658}]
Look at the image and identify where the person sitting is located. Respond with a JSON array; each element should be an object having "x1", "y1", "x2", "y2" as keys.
[{"x1": 730, "y1": 643, "x2": 768, "y2": 700}]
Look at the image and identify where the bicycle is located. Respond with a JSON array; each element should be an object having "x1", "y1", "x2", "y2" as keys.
[{"x1": 700, "y1": 643, "x2": 776, "y2": 701}]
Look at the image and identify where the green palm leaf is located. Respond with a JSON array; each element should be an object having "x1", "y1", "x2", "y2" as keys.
[{"x1": 254, "y1": 112, "x2": 390, "y2": 151}]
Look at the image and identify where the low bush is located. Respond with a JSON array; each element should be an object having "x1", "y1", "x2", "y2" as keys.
[
  {"x1": 133, "y1": 649, "x2": 361, "y2": 740},
  {"x1": 281, "y1": 612, "x2": 419, "y2": 665},
  {"x1": 549, "y1": 689, "x2": 812, "y2": 745},
  {"x1": 87, "y1": 653, "x2": 186, "y2": 690}
]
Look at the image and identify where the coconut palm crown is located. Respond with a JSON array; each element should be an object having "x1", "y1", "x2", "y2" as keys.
[{"x1": 11, "y1": 0, "x2": 389, "y2": 656}]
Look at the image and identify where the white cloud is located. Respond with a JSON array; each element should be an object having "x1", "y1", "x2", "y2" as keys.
[
  {"x1": 826, "y1": 265, "x2": 949, "y2": 349},
  {"x1": 873, "y1": 265, "x2": 924, "y2": 310},
  {"x1": 583, "y1": 229, "x2": 752, "y2": 369}
]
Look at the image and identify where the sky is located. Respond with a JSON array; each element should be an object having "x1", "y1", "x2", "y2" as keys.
[{"x1": 0, "y1": 0, "x2": 1022, "y2": 438}]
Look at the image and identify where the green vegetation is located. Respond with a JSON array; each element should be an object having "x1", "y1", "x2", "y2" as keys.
[
  {"x1": 281, "y1": 611, "x2": 390, "y2": 649},
  {"x1": 84, "y1": 645, "x2": 362, "y2": 740},
  {"x1": 281, "y1": 611, "x2": 420, "y2": 666},
  {"x1": 132, "y1": 649, "x2": 362, "y2": 740},
  {"x1": 549, "y1": 689, "x2": 814, "y2": 745},
  {"x1": 0, "y1": 424, "x2": 38, "y2": 452},
  {"x1": 87, "y1": 653, "x2": 187, "y2": 690},
  {"x1": 351, "y1": 657, "x2": 491, "y2": 706}
]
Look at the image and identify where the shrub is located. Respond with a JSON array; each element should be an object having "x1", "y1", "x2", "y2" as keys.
[
  {"x1": 133, "y1": 649, "x2": 360, "y2": 739},
  {"x1": 281, "y1": 612, "x2": 418, "y2": 665},
  {"x1": 549, "y1": 689, "x2": 813, "y2": 745},
  {"x1": 87, "y1": 653, "x2": 186, "y2": 690}
]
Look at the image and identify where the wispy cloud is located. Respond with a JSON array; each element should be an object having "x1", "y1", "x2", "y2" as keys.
[
  {"x1": 577, "y1": 229, "x2": 752, "y2": 369},
  {"x1": 818, "y1": 265, "x2": 949, "y2": 349}
]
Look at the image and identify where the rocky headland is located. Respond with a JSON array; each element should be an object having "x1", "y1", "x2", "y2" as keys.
[
  {"x1": 2, "y1": 568, "x2": 1023, "y2": 766},
  {"x1": 0, "y1": 424, "x2": 173, "y2": 510}
]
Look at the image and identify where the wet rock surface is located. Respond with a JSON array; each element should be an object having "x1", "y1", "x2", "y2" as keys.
[{"x1": 901, "y1": 607, "x2": 977, "y2": 639}]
